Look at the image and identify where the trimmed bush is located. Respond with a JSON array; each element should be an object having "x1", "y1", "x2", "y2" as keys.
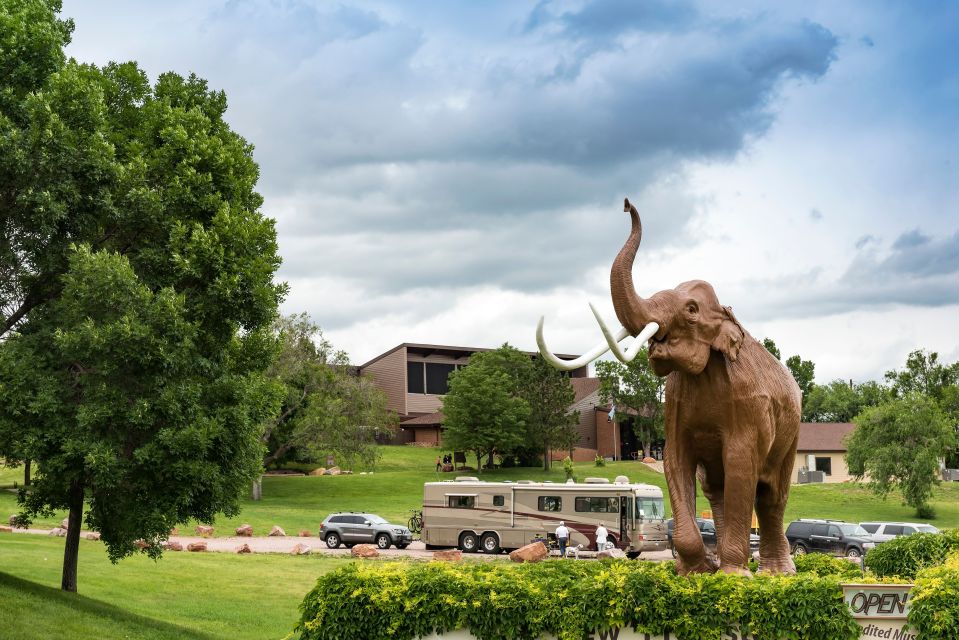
[
  {"x1": 864, "y1": 529, "x2": 959, "y2": 579},
  {"x1": 292, "y1": 560, "x2": 861, "y2": 640},
  {"x1": 792, "y1": 553, "x2": 862, "y2": 579},
  {"x1": 909, "y1": 552, "x2": 959, "y2": 639}
]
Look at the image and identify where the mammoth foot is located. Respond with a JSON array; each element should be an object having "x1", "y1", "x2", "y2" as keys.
[
  {"x1": 757, "y1": 555, "x2": 797, "y2": 576},
  {"x1": 675, "y1": 550, "x2": 720, "y2": 575}
]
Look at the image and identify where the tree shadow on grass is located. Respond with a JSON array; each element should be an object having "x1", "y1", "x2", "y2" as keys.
[{"x1": 0, "y1": 572, "x2": 216, "y2": 640}]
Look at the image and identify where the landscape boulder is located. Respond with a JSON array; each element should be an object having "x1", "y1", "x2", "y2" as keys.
[
  {"x1": 290, "y1": 543, "x2": 312, "y2": 555},
  {"x1": 236, "y1": 543, "x2": 252, "y2": 554},
  {"x1": 169, "y1": 527, "x2": 179, "y2": 536},
  {"x1": 432, "y1": 550, "x2": 463, "y2": 562},
  {"x1": 298, "y1": 530, "x2": 312, "y2": 537},
  {"x1": 164, "y1": 541, "x2": 183, "y2": 551},
  {"x1": 60, "y1": 517, "x2": 70, "y2": 530},
  {"x1": 597, "y1": 548, "x2": 627, "y2": 560},
  {"x1": 86, "y1": 532, "x2": 101, "y2": 541},
  {"x1": 187, "y1": 541, "x2": 207, "y2": 552},
  {"x1": 269, "y1": 525, "x2": 286, "y2": 537},
  {"x1": 509, "y1": 541, "x2": 549, "y2": 563},
  {"x1": 309, "y1": 467, "x2": 326, "y2": 476},
  {"x1": 327, "y1": 466, "x2": 341, "y2": 476},
  {"x1": 8, "y1": 515, "x2": 18, "y2": 527},
  {"x1": 642, "y1": 456, "x2": 657, "y2": 464},
  {"x1": 351, "y1": 544, "x2": 380, "y2": 558},
  {"x1": 49, "y1": 527, "x2": 67, "y2": 537},
  {"x1": 195, "y1": 525, "x2": 214, "y2": 537},
  {"x1": 235, "y1": 524, "x2": 253, "y2": 537},
  {"x1": 0, "y1": 525, "x2": 12, "y2": 533},
  {"x1": 135, "y1": 540, "x2": 150, "y2": 550}
]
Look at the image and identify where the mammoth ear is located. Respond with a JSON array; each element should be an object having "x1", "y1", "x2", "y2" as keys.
[{"x1": 711, "y1": 306, "x2": 745, "y2": 362}]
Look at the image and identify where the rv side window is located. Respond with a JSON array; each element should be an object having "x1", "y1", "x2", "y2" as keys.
[
  {"x1": 493, "y1": 495, "x2": 505, "y2": 507},
  {"x1": 575, "y1": 497, "x2": 618, "y2": 513},
  {"x1": 448, "y1": 496, "x2": 475, "y2": 509},
  {"x1": 538, "y1": 496, "x2": 562, "y2": 512}
]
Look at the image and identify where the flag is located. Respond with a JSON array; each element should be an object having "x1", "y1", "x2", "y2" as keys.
[{"x1": 607, "y1": 405, "x2": 615, "y2": 422}]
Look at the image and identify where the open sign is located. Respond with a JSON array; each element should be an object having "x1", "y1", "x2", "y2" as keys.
[{"x1": 842, "y1": 584, "x2": 912, "y2": 619}]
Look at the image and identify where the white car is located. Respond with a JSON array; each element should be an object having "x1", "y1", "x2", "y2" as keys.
[{"x1": 859, "y1": 522, "x2": 939, "y2": 543}]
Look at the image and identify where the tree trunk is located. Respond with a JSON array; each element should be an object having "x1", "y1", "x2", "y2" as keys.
[
  {"x1": 251, "y1": 476, "x2": 262, "y2": 501},
  {"x1": 476, "y1": 452, "x2": 482, "y2": 474},
  {"x1": 23, "y1": 459, "x2": 31, "y2": 487},
  {"x1": 61, "y1": 479, "x2": 84, "y2": 592},
  {"x1": 643, "y1": 440, "x2": 652, "y2": 460},
  {"x1": 543, "y1": 446, "x2": 551, "y2": 471}
]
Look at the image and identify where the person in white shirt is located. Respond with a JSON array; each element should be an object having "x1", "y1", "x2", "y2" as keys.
[
  {"x1": 595, "y1": 524, "x2": 609, "y2": 551},
  {"x1": 555, "y1": 521, "x2": 570, "y2": 557}
]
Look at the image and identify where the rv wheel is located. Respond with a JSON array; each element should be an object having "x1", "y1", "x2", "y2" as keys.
[
  {"x1": 459, "y1": 532, "x2": 479, "y2": 553},
  {"x1": 480, "y1": 532, "x2": 501, "y2": 554}
]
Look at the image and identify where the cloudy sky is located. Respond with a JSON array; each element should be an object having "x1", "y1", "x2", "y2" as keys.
[{"x1": 62, "y1": 0, "x2": 958, "y2": 382}]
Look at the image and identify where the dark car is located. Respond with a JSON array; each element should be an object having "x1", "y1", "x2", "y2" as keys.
[
  {"x1": 319, "y1": 512, "x2": 413, "y2": 550},
  {"x1": 666, "y1": 518, "x2": 760, "y2": 557},
  {"x1": 785, "y1": 519, "x2": 876, "y2": 558}
]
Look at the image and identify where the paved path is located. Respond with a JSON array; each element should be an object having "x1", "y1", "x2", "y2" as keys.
[{"x1": 8, "y1": 527, "x2": 673, "y2": 561}]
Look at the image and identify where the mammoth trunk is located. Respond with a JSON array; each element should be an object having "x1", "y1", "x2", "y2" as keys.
[{"x1": 610, "y1": 201, "x2": 651, "y2": 335}]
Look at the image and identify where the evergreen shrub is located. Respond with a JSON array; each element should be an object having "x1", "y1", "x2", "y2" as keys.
[
  {"x1": 864, "y1": 529, "x2": 959, "y2": 579},
  {"x1": 292, "y1": 560, "x2": 861, "y2": 640}
]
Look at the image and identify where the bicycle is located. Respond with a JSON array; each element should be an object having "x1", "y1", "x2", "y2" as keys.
[{"x1": 407, "y1": 509, "x2": 423, "y2": 535}]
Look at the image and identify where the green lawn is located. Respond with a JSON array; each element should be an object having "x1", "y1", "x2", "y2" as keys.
[
  {"x1": 0, "y1": 534, "x2": 350, "y2": 639},
  {"x1": 3, "y1": 446, "x2": 958, "y2": 536}
]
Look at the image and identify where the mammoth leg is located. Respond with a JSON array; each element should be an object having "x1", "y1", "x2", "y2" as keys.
[
  {"x1": 718, "y1": 440, "x2": 758, "y2": 576},
  {"x1": 697, "y1": 465, "x2": 723, "y2": 568},
  {"x1": 665, "y1": 442, "x2": 716, "y2": 574},
  {"x1": 756, "y1": 436, "x2": 798, "y2": 575}
]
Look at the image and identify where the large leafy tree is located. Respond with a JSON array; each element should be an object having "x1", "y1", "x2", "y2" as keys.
[
  {"x1": 846, "y1": 393, "x2": 956, "y2": 518},
  {"x1": 803, "y1": 379, "x2": 888, "y2": 423},
  {"x1": 441, "y1": 348, "x2": 529, "y2": 473},
  {"x1": 260, "y1": 313, "x2": 395, "y2": 473},
  {"x1": 596, "y1": 350, "x2": 665, "y2": 459},
  {"x1": 0, "y1": 1, "x2": 284, "y2": 592},
  {"x1": 524, "y1": 356, "x2": 578, "y2": 471}
]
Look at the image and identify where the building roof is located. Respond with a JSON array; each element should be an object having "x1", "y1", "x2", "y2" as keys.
[
  {"x1": 401, "y1": 411, "x2": 445, "y2": 427},
  {"x1": 358, "y1": 342, "x2": 583, "y2": 370},
  {"x1": 571, "y1": 377, "x2": 601, "y2": 403},
  {"x1": 797, "y1": 422, "x2": 856, "y2": 452}
]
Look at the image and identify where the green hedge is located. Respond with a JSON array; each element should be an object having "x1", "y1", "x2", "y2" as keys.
[
  {"x1": 792, "y1": 553, "x2": 863, "y2": 579},
  {"x1": 293, "y1": 560, "x2": 861, "y2": 640},
  {"x1": 909, "y1": 552, "x2": 959, "y2": 638},
  {"x1": 864, "y1": 529, "x2": 959, "y2": 579}
]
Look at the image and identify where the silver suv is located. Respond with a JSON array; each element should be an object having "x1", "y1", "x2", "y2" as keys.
[
  {"x1": 859, "y1": 522, "x2": 939, "y2": 542},
  {"x1": 319, "y1": 512, "x2": 413, "y2": 550}
]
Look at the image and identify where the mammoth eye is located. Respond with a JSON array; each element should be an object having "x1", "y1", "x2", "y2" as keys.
[{"x1": 685, "y1": 301, "x2": 699, "y2": 317}]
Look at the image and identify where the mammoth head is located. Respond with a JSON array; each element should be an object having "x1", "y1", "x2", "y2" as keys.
[{"x1": 537, "y1": 198, "x2": 745, "y2": 376}]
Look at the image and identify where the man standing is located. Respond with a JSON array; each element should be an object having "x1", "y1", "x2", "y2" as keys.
[
  {"x1": 595, "y1": 523, "x2": 608, "y2": 552},
  {"x1": 555, "y1": 521, "x2": 570, "y2": 558}
]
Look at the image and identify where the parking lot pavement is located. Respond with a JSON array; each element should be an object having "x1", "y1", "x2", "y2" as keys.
[{"x1": 11, "y1": 528, "x2": 675, "y2": 561}]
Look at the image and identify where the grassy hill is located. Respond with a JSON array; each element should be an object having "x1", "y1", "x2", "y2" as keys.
[
  {"x1": 0, "y1": 535, "x2": 348, "y2": 640},
  {"x1": 3, "y1": 445, "x2": 958, "y2": 536}
]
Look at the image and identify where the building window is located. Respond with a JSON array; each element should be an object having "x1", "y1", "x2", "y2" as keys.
[
  {"x1": 814, "y1": 457, "x2": 832, "y2": 476},
  {"x1": 575, "y1": 497, "x2": 618, "y2": 513},
  {"x1": 538, "y1": 496, "x2": 562, "y2": 512},
  {"x1": 407, "y1": 362, "x2": 425, "y2": 393},
  {"x1": 493, "y1": 495, "x2": 505, "y2": 507},
  {"x1": 448, "y1": 496, "x2": 475, "y2": 509},
  {"x1": 426, "y1": 363, "x2": 456, "y2": 395}
]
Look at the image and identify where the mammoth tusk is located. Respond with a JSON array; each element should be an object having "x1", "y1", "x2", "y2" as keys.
[
  {"x1": 536, "y1": 316, "x2": 629, "y2": 371},
  {"x1": 588, "y1": 302, "x2": 659, "y2": 364}
]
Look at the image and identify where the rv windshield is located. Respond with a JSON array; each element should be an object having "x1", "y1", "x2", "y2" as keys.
[{"x1": 635, "y1": 497, "x2": 665, "y2": 520}]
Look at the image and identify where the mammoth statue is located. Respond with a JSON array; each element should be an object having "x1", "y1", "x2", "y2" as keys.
[{"x1": 537, "y1": 198, "x2": 800, "y2": 576}]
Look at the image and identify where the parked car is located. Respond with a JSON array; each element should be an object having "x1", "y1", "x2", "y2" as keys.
[
  {"x1": 859, "y1": 522, "x2": 940, "y2": 542},
  {"x1": 319, "y1": 512, "x2": 413, "y2": 550},
  {"x1": 666, "y1": 518, "x2": 760, "y2": 557},
  {"x1": 785, "y1": 519, "x2": 877, "y2": 558}
]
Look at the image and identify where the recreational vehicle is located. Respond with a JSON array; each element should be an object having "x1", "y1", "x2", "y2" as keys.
[{"x1": 420, "y1": 476, "x2": 668, "y2": 557}]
